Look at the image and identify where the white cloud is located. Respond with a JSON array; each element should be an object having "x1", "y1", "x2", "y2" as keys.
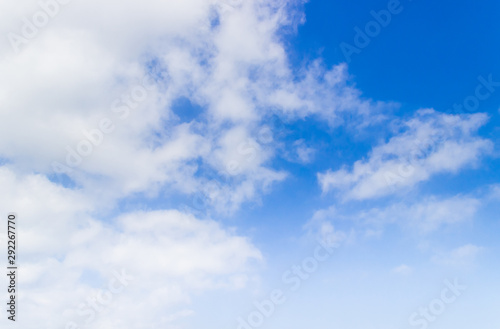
[
  {"x1": 318, "y1": 109, "x2": 493, "y2": 200},
  {"x1": 366, "y1": 195, "x2": 480, "y2": 234},
  {"x1": 392, "y1": 264, "x2": 413, "y2": 275},
  {"x1": 294, "y1": 139, "x2": 316, "y2": 164},
  {"x1": 308, "y1": 194, "x2": 481, "y2": 240},
  {"x1": 487, "y1": 183, "x2": 500, "y2": 200},
  {"x1": 3, "y1": 1, "x2": 489, "y2": 327},
  {"x1": 0, "y1": 166, "x2": 262, "y2": 328},
  {"x1": 389, "y1": 196, "x2": 480, "y2": 233},
  {"x1": 3, "y1": 3, "x2": 370, "y2": 323},
  {"x1": 304, "y1": 205, "x2": 350, "y2": 247},
  {"x1": 0, "y1": 0, "x2": 391, "y2": 215},
  {"x1": 432, "y1": 244, "x2": 484, "y2": 267}
]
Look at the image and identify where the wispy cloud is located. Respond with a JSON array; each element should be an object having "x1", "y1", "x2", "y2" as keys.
[
  {"x1": 318, "y1": 109, "x2": 493, "y2": 200},
  {"x1": 432, "y1": 244, "x2": 484, "y2": 267}
]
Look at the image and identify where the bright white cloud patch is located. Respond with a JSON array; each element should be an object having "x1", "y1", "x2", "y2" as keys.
[
  {"x1": 318, "y1": 109, "x2": 493, "y2": 200},
  {"x1": 0, "y1": 167, "x2": 261, "y2": 328},
  {"x1": 0, "y1": 0, "x2": 390, "y2": 214},
  {"x1": 0, "y1": 1, "x2": 497, "y2": 328}
]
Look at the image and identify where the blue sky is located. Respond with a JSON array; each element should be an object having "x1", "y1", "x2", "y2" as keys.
[
  {"x1": 0, "y1": 0, "x2": 499, "y2": 328},
  {"x1": 296, "y1": 0, "x2": 500, "y2": 110}
]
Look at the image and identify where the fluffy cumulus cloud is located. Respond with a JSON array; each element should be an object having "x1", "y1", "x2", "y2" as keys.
[
  {"x1": 0, "y1": 166, "x2": 261, "y2": 328},
  {"x1": 0, "y1": 0, "x2": 388, "y2": 213},
  {"x1": 318, "y1": 109, "x2": 493, "y2": 200},
  {"x1": 0, "y1": 1, "x2": 383, "y2": 326},
  {"x1": 0, "y1": 0, "x2": 497, "y2": 328}
]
